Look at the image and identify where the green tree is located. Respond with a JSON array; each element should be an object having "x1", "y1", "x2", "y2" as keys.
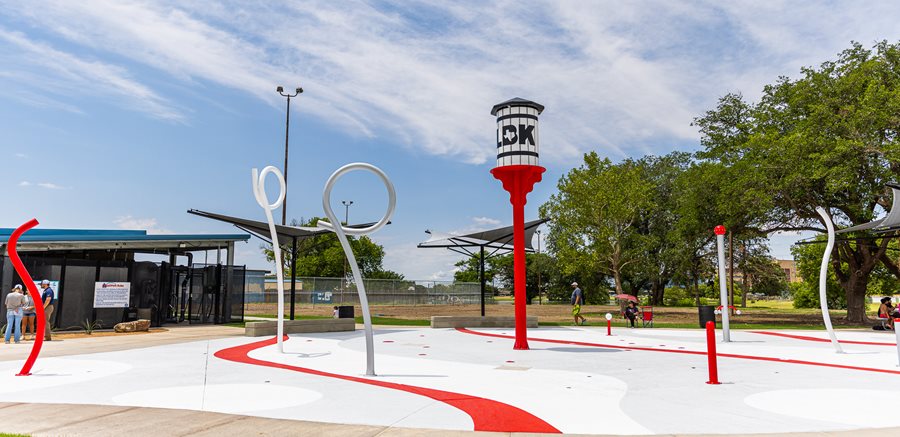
[
  {"x1": 694, "y1": 41, "x2": 900, "y2": 322},
  {"x1": 540, "y1": 153, "x2": 652, "y2": 295},
  {"x1": 453, "y1": 253, "x2": 497, "y2": 284},
  {"x1": 489, "y1": 252, "x2": 563, "y2": 304},
  {"x1": 262, "y1": 217, "x2": 402, "y2": 279},
  {"x1": 628, "y1": 152, "x2": 694, "y2": 304}
]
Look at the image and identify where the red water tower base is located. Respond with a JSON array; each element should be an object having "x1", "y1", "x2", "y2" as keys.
[{"x1": 491, "y1": 165, "x2": 545, "y2": 350}]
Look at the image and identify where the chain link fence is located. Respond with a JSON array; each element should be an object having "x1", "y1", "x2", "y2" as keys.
[{"x1": 246, "y1": 276, "x2": 490, "y2": 306}]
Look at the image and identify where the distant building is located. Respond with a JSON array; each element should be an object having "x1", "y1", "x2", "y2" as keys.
[
  {"x1": 725, "y1": 258, "x2": 801, "y2": 284},
  {"x1": 777, "y1": 259, "x2": 801, "y2": 283}
]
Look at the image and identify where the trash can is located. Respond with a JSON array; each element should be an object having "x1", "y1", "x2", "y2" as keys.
[
  {"x1": 338, "y1": 305, "x2": 355, "y2": 319},
  {"x1": 698, "y1": 305, "x2": 716, "y2": 328}
]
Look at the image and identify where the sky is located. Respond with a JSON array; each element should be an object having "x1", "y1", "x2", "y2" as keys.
[{"x1": 2, "y1": 1, "x2": 899, "y2": 281}]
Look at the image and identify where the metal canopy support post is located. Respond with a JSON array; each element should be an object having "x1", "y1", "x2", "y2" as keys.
[
  {"x1": 290, "y1": 236, "x2": 297, "y2": 320},
  {"x1": 226, "y1": 241, "x2": 235, "y2": 323},
  {"x1": 480, "y1": 246, "x2": 485, "y2": 317}
]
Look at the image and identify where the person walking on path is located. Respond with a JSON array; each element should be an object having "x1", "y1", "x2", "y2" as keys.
[
  {"x1": 40, "y1": 280, "x2": 55, "y2": 341},
  {"x1": 571, "y1": 282, "x2": 587, "y2": 326},
  {"x1": 5, "y1": 284, "x2": 26, "y2": 344},
  {"x1": 21, "y1": 289, "x2": 36, "y2": 341}
]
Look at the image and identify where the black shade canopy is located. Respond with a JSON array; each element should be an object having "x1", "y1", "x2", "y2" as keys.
[
  {"x1": 188, "y1": 209, "x2": 329, "y2": 247},
  {"x1": 418, "y1": 218, "x2": 548, "y2": 255}
]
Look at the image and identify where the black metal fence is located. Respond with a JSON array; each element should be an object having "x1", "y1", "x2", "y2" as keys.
[{"x1": 246, "y1": 277, "x2": 490, "y2": 306}]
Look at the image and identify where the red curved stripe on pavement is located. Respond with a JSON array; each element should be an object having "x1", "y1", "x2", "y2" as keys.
[
  {"x1": 749, "y1": 330, "x2": 897, "y2": 346},
  {"x1": 456, "y1": 328, "x2": 900, "y2": 376},
  {"x1": 214, "y1": 336, "x2": 560, "y2": 433}
]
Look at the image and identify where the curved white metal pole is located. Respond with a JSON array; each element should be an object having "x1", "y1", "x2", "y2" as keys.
[
  {"x1": 814, "y1": 207, "x2": 844, "y2": 353},
  {"x1": 252, "y1": 167, "x2": 287, "y2": 353},
  {"x1": 317, "y1": 163, "x2": 396, "y2": 376},
  {"x1": 715, "y1": 232, "x2": 731, "y2": 342}
]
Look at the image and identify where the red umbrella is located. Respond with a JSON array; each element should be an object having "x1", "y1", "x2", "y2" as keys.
[{"x1": 613, "y1": 294, "x2": 638, "y2": 302}]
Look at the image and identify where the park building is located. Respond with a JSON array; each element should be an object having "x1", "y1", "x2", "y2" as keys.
[{"x1": 0, "y1": 227, "x2": 250, "y2": 332}]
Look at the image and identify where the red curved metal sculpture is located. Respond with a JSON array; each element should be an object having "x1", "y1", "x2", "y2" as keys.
[{"x1": 7, "y1": 219, "x2": 45, "y2": 376}]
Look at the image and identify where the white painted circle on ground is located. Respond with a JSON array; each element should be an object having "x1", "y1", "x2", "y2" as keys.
[
  {"x1": 745, "y1": 389, "x2": 900, "y2": 428},
  {"x1": 114, "y1": 384, "x2": 322, "y2": 414},
  {"x1": 0, "y1": 358, "x2": 131, "y2": 393}
]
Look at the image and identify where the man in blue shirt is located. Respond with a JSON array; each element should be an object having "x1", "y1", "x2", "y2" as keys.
[{"x1": 40, "y1": 280, "x2": 55, "y2": 341}]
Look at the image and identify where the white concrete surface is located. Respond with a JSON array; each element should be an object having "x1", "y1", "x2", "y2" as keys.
[{"x1": 0, "y1": 326, "x2": 897, "y2": 435}]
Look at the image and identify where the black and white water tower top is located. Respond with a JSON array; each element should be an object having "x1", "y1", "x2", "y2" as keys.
[{"x1": 491, "y1": 97, "x2": 543, "y2": 168}]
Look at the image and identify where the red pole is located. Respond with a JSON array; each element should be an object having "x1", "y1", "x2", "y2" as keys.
[
  {"x1": 607, "y1": 319, "x2": 612, "y2": 336},
  {"x1": 705, "y1": 320, "x2": 720, "y2": 384},
  {"x1": 491, "y1": 166, "x2": 544, "y2": 351},
  {"x1": 511, "y1": 193, "x2": 528, "y2": 350}
]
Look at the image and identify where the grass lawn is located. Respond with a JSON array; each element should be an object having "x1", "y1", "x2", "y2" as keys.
[{"x1": 242, "y1": 300, "x2": 882, "y2": 329}]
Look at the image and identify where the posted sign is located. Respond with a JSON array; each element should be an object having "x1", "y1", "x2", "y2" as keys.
[{"x1": 93, "y1": 282, "x2": 131, "y2": 308}]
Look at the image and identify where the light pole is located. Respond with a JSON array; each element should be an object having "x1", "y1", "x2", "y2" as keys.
[
  {"x1": 341, "y1": 200, "x2": 353, "y2": 302},
  {"x1": 536, "y1": 229, "x2": 542, "y2": 305},
  {"x1": 342, "y1": 200, "x2": 354, "y2": 225},
  {"x1": 277, "y1": 85, "x2": 302, "y2": 320},
  {"x1": 276, "y1": 85, "x2": 303, "y2": 227}
]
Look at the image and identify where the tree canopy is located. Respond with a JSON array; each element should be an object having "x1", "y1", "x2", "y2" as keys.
[{"x1": 262, "y1": 217, "x2": 403, "y2": 280}]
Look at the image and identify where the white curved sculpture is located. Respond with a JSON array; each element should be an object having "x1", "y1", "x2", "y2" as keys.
[
  {"x1": 251, "y1": 166, "x2": 288, "y2": 352},
  {"x1": 814, "y1": 207, "x2": 844, "y2": 353},
  {"x1": 316, "y1": 163, "x2": 396, "y2": 376}
]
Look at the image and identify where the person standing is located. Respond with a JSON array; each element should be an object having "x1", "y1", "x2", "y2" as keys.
[
  {"x1": 40, "y1": 280, "x2": 55, "y2": 341},
  {"x1": 21, "y1": 288, "x2": 36, "y2": 341},
  {"x1": 5, "y1": 284, "x2": 26, "y2": 344},
  {"x1": 570, "y1": 282, "x2": 586, "y2": 326}
]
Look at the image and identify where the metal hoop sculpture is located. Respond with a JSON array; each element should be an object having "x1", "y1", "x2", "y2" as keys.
[
  {"x1": 251, "y1": 166, "x2": 287, "y2": 352},
  {"x1": 814, "y1": 207, "x2": 844, "y2": 353},
  {"x1": 317, "y1": 163, "x2": 396, "y2": 376}
]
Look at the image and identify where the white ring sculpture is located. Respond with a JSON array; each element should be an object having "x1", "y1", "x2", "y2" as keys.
[
  {"x1": 317, "y1": 163, "x2": 396, "y2": 376},
  {"x1": 251, "y1": 166, "x2": 288, "y2": 352}
]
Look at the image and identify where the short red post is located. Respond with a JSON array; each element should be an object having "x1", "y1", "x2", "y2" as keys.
[
  {"x1": 705, "y1": 320, "x2": 720, "y2": 384},
  {"x1": 607, "y1": 319, "x2": 612, "y2": 336}
]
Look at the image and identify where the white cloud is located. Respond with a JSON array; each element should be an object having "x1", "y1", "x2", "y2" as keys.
[
  {"x1": 0, "y1": 28, "x2": 183, "y2": 121},
  {"x1": 3, "y1": 0, "x2": 899, "y2": 163},
  {"x1": 14, "y1": 153, "x2": 26, "y2": 158},
  {"x1": 36, "y1": 182, "x2": 69, "y2": 190},
  {"x1": 472, "y1": 216, "x2": 501, "y2": 227},
  {"x1": 113, "y1": 215, "x2": 173, "y2": 234},
  {"x1": 382, "y1": 240, "x2": 465, "y2": 282},
  {"x1": 19, "y1": 181, "x2": 69, "y2": 189}
]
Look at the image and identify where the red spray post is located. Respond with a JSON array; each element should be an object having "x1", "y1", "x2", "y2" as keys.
[
  {"x1": 705, "y1": 320, "x2": 720, "y2": 384},
  {"x1": 605, "y1": 312, "x2": 612, "y2": 336},
  {"x1": 7, "y1": 219, "x2": 45, "y2": 376}
]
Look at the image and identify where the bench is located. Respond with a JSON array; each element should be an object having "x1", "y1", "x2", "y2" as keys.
[{"x1": 245, "y1": 318, "x2": 355, "y2": 337}]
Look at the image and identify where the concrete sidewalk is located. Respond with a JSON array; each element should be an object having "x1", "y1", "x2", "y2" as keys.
[
  {"x1": 0, "y1": 324, "x2": 245, "y2": 362},
  {"x1": 0, "y1": 402, "x2": 894, "y2": 437}
]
